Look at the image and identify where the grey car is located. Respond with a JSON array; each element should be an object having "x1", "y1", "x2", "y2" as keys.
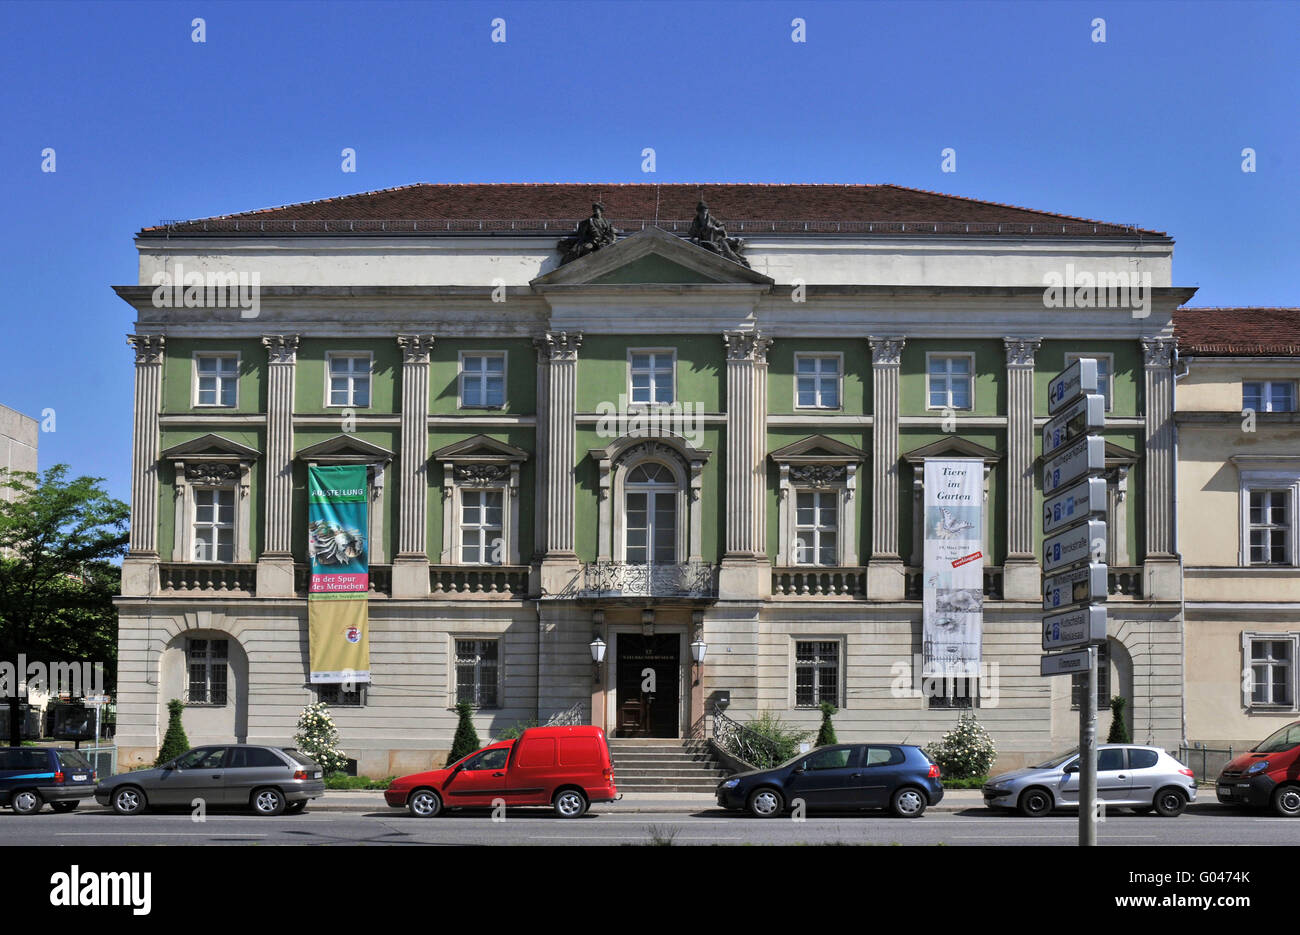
[
  {"x1": 96, "y1": 744, "x2": 326, "y2": 816},
  {"x1": 983, "y1": 744, "x2": 1196, "y2": 817}
]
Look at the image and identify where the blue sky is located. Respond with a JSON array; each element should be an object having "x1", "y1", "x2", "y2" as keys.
[{"x1": 0, "y1": 0, "x2": 1295, "y2": 502}]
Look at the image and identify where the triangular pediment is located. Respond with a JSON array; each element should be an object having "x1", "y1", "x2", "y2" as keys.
[
  {"x1": 296, "y1": 434, "x2": 393, "y2": 464},
  {"x1": 432, "y1": 434, "x2": 529, "y2": 463},
  {"x1": 769, "y1": 435, "x2": 867, "y2": 463},
  {"x1": 902, "y1": 437, "x2": 1003, "y2": 464},
  {"x1": 1104, "y1": 441, "x2": 1139, "y2": 465},
  {"x1": 160, "y1": 433, "x2": 260, "y2": 462},
  {"x1": 531, "y1": 226, "x2": 774, "y2": 287}
]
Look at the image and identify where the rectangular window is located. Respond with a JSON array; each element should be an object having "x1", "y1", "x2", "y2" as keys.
[
  {"x1": 927, "y1": 355, "x2": 973, "y2": 410},
  {"x1": 186, "y1": 638, "x2": 228, "y2": 706},
  {"x1": 795, "y1": 355, "x2": 841, "y2": 409},
  {"x1": 461, "y1": 354, "x2": 506, "y2": 408},
  {"x1": 1248, "y1": 636, "x2": 1295, "y2": 707},
  {"x1": 794, "y1": 490, "x2": 838, "y2": 565},
  {"x1": 795, "y1": 640, "x2": 840, "y2": 707},
  {"x1": 328, "y1": 354, "x2": 371, "y2": 407},
  {"x1": 460, "y1": 490, "x2": 504, "y2": 564},
  {"x1": 455, "y1": 639, "x2": 499, "y2": 708},
  {"x1": 1248, "y1": 490, "x2": 1291, "y2": 565},
  {"x1": 195, "y1": 354, "x2": 239, "y2": 407},
  {"x1": 193, "y1": 489, "x2": 235, "y2": 562},
  {"x1": 1244, "y1": 381, "x2": 1297, "y2": 414},
  {"x1": 317, "y1": 684, "x2": 366, "y2": 707},
  {"x1": 629, "y1": 351, "x2": 675, "y2": 405},
  {"x1": 1065, "y1": 353, "x2": 1113, "y2": 411}
]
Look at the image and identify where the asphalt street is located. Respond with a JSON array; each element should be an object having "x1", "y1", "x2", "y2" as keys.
[{"x1": 4, "y1": 805, "x2": 1299, "y2": 846}]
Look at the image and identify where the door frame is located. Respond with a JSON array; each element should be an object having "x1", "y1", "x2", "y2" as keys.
[{"x1": 604, "y1": 625, "x2": 688, "y2": 739}]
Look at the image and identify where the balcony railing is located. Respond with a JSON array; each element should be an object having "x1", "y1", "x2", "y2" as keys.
[
  {"x1": 1108, "y1": 567, "x2": 1142, "y2": 598},
  {"x1": 577, "y1": 562, "x2": 717, "y2": 599},
  {"x1": 772, "y1": 567, "x2": 867, "y2": 597},
  {"x1": 430, "y1": 565, "x2": 531, "y2": 597},
  {"x1": 159, "y1": 563, "x2": 257, "y2": 596}
]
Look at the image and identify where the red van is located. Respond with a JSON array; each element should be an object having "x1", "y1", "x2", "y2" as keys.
[
  {"x1": 385, "y1": 725, "x2": 617, "y2": 818},
  {"x1": 1216, "y1": 720, "x2": 1300, "y2": 816}
]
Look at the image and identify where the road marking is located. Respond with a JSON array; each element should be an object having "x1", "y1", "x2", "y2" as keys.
[{"x1": 54, "y1": 832, "x2": 267, "y2": 837}]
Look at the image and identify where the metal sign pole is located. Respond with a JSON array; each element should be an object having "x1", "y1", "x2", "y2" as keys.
[{"x1": 1080, "y1": 644, "x2": 1097, "y2": 847}]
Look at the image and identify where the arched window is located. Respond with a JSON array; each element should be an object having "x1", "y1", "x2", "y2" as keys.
[{"x1": 624, "y1": 462, "x2": 677, "y2": 565}]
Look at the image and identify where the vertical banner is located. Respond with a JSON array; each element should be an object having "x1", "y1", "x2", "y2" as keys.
[
  {"x1": 923, "y1": 459, "x2": 984, "y2": 670},
  {"x1": 307, "y1": 465, "x2": 371, "y2": 684}
]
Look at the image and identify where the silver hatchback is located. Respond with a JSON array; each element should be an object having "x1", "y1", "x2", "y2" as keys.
[{"x1": 983, "y1": 745, "x2": 1196, "y2": 817}]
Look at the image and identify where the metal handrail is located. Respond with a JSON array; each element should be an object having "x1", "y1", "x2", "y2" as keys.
[{"x1": 711, "y1": 707, "x2": 787, "y2": 770}]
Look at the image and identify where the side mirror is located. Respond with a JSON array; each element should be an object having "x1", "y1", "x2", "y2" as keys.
[{"x1": 1063, "y1": 763, "x2": 1079, "y2": 774}]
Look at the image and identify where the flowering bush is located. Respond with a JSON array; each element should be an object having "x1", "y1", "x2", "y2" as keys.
[
  {"x1": 294, "y1": 701, "x2": 349, "y2": 774},
  {"x1": 924, "y1": 713, "x2": 996, "y2": 780}
]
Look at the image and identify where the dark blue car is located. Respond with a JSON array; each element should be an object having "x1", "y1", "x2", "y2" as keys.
[
  {"x1": 0, "y1": 747, "x2": 98, "y2": 814},
  {"x1": 716, "y1": 743, "x2": 943, "y2": 818}
]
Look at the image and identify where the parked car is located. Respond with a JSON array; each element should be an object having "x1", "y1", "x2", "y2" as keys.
[
  {"x1": 983, "y1": 744, "x2": 1196, "y2": 816},
  {"x1": 385, "y1": 725, "x2": 617, "y2": 818},
  {"x1": 716, "y1": 743, "x2": 943, "y2": 818},
  {"x1": 0, "y1": 746, "x2": 98, "y2": 815},
  {"x1": 1216, "y1": 720, "x2": 1300, "y2": 816},
  {"x1": 95, "y1": 744, "x2": 325, "y2": 816}
]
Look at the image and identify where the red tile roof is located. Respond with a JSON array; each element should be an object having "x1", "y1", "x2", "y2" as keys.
[
  {"x1": 141, "y1": 183, "x2": 1164, "y2": 238},
  {"x1": 1175, "y1": 308, "x2": 1300, "y2": 356}
]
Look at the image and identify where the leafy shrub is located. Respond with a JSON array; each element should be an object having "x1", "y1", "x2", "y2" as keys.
[
  {"x1": 815, "y1": 702, "x2": 838, "y2": 746},
  {"x1": 325, "y1": 773, "x2": 394, "y2": 790},
  {"x1": 294, "y1": 702, "x2": 349, "y2": 774},
  {"x1": 924, "y1": 713, "x2": 997, "y2": 780},
  {"x1": 494, "y1": 719, "x2": 538, "y2": 742},
  {"x1": 1107, "y1": 696, "x2": 1131, "y2": 743},
  {"x1": 445, "y1": 701, "x2": 482, "y2": 766},
  {"x1": 154, "y1": 699, "x2": 190, "y2": 766},
  {"x1": 739, "y1": 710, "x2": 813, "y2": 769}
]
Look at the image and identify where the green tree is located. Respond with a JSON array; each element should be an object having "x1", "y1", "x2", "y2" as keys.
[
  {"x1": 0, "y1": 466, "x2": 128, "y2": 745},
  {"x1": 155, "y1": 699, "x2": 190, "y2": 765},
  {"x1": 294, "y1": 701, "x2": 349, "y2": 774},
  {"x1": 1107, "y1": 695, "x2": 1131, "y2": 743},
  {"x1": 815, "y1": 701, "x2": 838, "y2": 746},
  {"x1": 446, "y1": 701, "x2": 482, "y2": 766}
]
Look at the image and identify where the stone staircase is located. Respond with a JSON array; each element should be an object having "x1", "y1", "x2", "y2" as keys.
[{"x1": 608, "y1": 737, "x2": 733, "y2": 793}]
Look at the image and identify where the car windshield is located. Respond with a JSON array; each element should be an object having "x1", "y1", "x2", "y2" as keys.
[
  {"x1": 1253, "y1": 723, "x2": 1300, "y2": 754},
  {"x1": 1033, "y1": 749, "x2": 1080, "y2": 769}
]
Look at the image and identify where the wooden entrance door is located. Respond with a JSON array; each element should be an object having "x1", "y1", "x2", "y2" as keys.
[{"x1": 616, "y1": 633, "x2": 680, "y2": 738}]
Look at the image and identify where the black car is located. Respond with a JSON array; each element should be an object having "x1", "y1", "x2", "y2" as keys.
[
  {"x1": 716, "y1": 743, "x2": 944, "y2": 818},
  {"x1": 0, "y1": 746, "x2": 98, "y2": 814}
]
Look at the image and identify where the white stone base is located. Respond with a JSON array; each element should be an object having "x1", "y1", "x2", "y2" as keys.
[
  {"x1": 119, "y1": 556, "x2": 158, "y2": 597},
  {"x1": 1144, "y1": 556, "x2": 1182, "y2": 602},
  {"x1": 391, "y1": 557, "x2": 431, "y2": 598},
  {"x1": 867, "y1": 558, "x2": 906, "y2": 600},
  {"x1": 1002, "y1": 557, "x2": 1041, "y2": 601},
  {"x1": 256, "y1": 556, "x2": 297, "y2": 597},
  {"x1": 718, "y1": 558, "x2": 772, "y2": 601},
  {"x1": 537, "y1": 558, "x2": 582, "y2": 598}
]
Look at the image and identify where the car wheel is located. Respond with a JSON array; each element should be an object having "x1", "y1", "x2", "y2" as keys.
[
  {"x1": 11, "y1": 790, "x2": 42, "y2": 815},
  {"x1": 891, "y1": 787, "x2": 927, "y2": 818},
  {"x1": 1017, "y1": 787, "x2": 1053, "y2": 817},
  {"x1": 747, "y1": 787, "x2": 784, "y2": 818},
  {"x1": 284, "y1": 800, "x2": 307, "y2": 815},
  {"x1": 1272, "y1": 784, "x2": 1300, "y2": 817},
  {"x1": 1153, "y1": 788, "x2": 1187, "y2": 817},
  {"x1": 112, "y1": 786, "x2": 147, "y2": 816},
  {"x1": 50, "y1": 801, "x2": 79, "y2": 813},
  {"x1": 408, "y1": 789, "x2": 442, "y2": 818},
  {"x1": 252, "y1": 787, "x2": 287, "y2": 816},
  {"x1": 553, "y1": 789, "x2": 588, "y2": 819}
]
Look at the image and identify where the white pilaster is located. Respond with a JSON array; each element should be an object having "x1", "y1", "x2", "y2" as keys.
[
  {"x1": 393, "y1": 334, "x2": 434, "y2": 598},
  {"x1": 719, "y1": 330, "x2": 772, "y2": 599},
  {"x1": 122, "y1": 334, "x2": 164, "y2": 597},
  {"x1": 1003, "y1": 336, "x2": 1041, "y2": 600},
  {"x1": 535, "y1": 332, "x2": 582, "y2": 595},
  {"x1": 867, "y1": 336, "x2": 905, "y2": 600},
  {"x1": 257, "y1": 334, "x2": 299, "y2": 597},
  {"x1": 1141, "y1": 336, "x2": 1180, "y2": 599}
]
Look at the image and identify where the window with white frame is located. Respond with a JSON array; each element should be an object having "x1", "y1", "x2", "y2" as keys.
[
  {"x1": 1244, "y1": 633, "x2": 1298, "y2": 709},
  {"x1": 327, "y1": 354, "x2": 371, "y2": 407},
  {"x1": 795, "y1": 640, "x2": 840, "y2": 707},
  {"x1": 186, "y1": 638, "x2": 228, "y2": 706},
  {"x1": 1243, "y1": 381, "x2": 1297, "y2": 414},
  {"x1": 794, "y1": 491, "x2": 838, "y2": 565},
  {"x1": 1248, "y1": 490, "x2": 1292, "y2": 565},
  {"x1": 195, "y1": 354, "x2": 239, "y2": 407},
  {"x1": 1065, "y1": 353, "x2": 1114, "y2": 411},
  {"x1": 624, "y1": 462, "x2": 678, "y2": 564},
  {"x1": 629, "y1": 351, "x2": 674, "y2": 405},
  {"x1": 927, "y1": 354, "x2": 973, "y2": 410},
  {"x1": 460, "y1": 490, "x2": 504, "y2": 565},
  {"x1": 455, "y1": 639, "x2": 499, "y2": 708},
  {"x1": 317, "y1": 684, "x2": 366, "y2": 707},
  {"x1": 193, "y1": 488, "x2": 235, "y2": 562},
  {"x1": 795, "y1": 355, "x2": 841, "y2": 409},
  {"x1": 461, "y1": 353, "x2": 505, "y2": 408}
]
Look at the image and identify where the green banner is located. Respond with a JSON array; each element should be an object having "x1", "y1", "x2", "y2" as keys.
[{"x1": 307, "y1": 465, "x2": 370, "y2": 684}]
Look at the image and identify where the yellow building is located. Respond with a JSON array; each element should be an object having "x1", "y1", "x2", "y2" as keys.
[{"x1": 1177, "y1": 308, "x2": 1300, "y2": 754}]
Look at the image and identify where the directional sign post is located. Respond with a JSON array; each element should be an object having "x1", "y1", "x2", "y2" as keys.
[{"x1": 1041, "y1": 358, "x2": 1107, "y2": 848}]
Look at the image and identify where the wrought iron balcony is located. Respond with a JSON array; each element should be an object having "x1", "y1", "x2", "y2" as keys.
[{"x1": 578, "y1": 562, "x2": 717, "y2": 599}]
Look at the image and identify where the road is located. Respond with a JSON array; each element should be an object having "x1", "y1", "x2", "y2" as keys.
[{"x1": 4, "y1": 806, "x2": 1298, "y2": 845}]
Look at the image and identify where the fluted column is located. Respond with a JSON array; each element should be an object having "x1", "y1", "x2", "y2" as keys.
[
  {"x1": 257, "y1": 334, "x2": 299, "y2": 597},
  {"x1": 533, "y1": 332, "x2": 582, "y2": 596},
  {"x1": 719, "y1": 330, "x2": 772, "y2": 600},
  {"x1": 867, "y1": 336, "x2": 905, "y2": 600},
  {"x1": 392, "y1": 334, "x2": 435, "y2": 598},
  {"x1": 1141, "y1": 336, "x2": 1180, "y2": 599},
  {"x1": 121, "y1": 335, "x2": 164, "y2": 596},
  {"x1": 1003, "y1": 337, "x2": 1041, "y2": 599}
]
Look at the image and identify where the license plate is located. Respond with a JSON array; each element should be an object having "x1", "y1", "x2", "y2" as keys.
[
  {"x1": 313, "y1": 771, "x2": 321, "y2": 779},
  {"x1": 72, "y1": 774, "x2": 87, "y2": 781}
]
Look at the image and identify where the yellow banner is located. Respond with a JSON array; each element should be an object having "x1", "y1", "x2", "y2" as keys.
[{"x1": 308, "y1": 594, "x2": 370, "y2": 683}]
